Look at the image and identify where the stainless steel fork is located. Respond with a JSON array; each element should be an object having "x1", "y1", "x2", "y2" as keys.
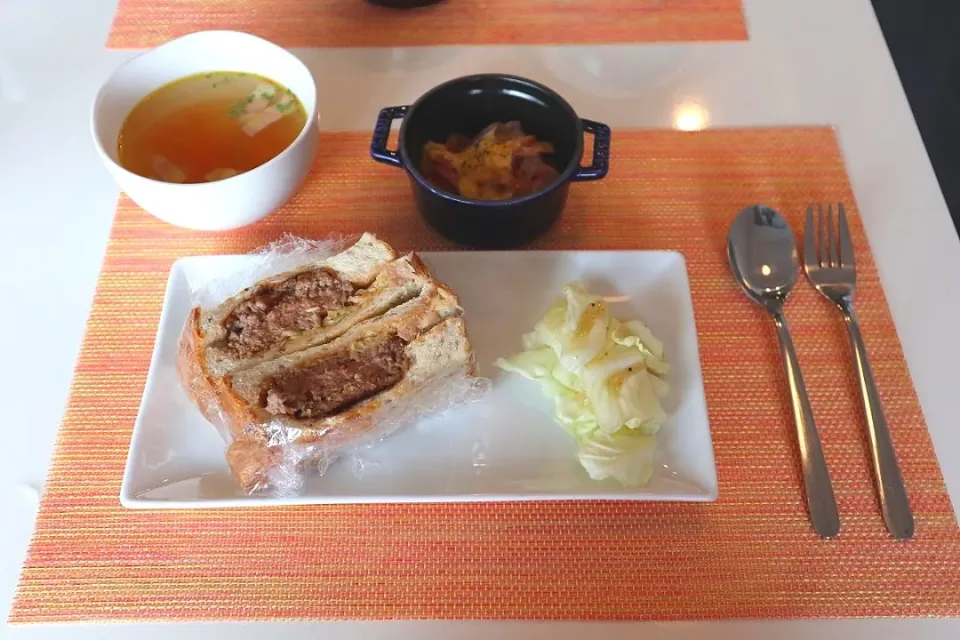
[{"x1": 804, "y1": 203, "x2": 914, "y2": 540}]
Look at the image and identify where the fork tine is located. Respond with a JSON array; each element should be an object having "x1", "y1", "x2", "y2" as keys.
[
  {"x1": 837, "y1": 202, "x2": 855, "y2": 268},
  {"x1": 804, "y1": 204, "x2": 817, "y2": 269},
  {"x1": 827, "y1": 203, "x2": 839, "y2": 267},
  {"x1": 817, "y1": 203, "x2": 829, "y2": 267}
]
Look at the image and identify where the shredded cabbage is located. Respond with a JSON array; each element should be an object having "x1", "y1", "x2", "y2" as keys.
[{"x1": 496, "y1": 283, "x2": 669, "y2": 487}]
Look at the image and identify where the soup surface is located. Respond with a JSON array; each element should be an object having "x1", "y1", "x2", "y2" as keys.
[{"x1": 118, "y1": 71, "x2": 307, "y2": 184}]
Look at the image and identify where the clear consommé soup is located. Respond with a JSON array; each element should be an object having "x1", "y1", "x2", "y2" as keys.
[{"x1": 117, "y1": 71, "x2": 308, "y2": 184}]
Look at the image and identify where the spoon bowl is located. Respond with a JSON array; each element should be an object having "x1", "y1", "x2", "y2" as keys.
[{"x1": 728, "y1": 204, "x2": 799, "y2": 310}]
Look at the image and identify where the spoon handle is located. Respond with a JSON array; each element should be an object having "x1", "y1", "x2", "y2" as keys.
[{"x1": 772, "y1": 310, "x2": 841, "y2": 538}]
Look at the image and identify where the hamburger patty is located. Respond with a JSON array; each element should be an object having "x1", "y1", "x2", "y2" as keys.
[
  {"x1": 260, "y1": 335, "x2": 410, "y2": 418},
  {"x1": 222, "y1": 268, "x2": 355, "y2": 359}
]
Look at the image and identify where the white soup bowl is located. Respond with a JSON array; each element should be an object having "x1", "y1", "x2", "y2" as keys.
[{"x1": 91, "y1": 30, "x2": 319, "y2": 230}]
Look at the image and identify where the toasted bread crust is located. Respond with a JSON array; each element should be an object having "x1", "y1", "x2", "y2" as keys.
[{"x1": 175, "y1": 307, "x2": 228, "y2": 428}]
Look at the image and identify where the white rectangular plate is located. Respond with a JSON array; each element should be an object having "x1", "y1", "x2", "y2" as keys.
[{"x1": 121, "y1": 251, "x2": 717, "y2": 508}]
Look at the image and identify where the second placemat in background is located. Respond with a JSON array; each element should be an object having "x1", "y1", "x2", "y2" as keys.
[{"x1": 107, "y1": 0, "x2": 747, "y2": 48}]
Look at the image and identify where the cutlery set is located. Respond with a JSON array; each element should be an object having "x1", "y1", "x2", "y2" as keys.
[{"x1": 728, "y1": 203, "x2": 913, "y2": 540}]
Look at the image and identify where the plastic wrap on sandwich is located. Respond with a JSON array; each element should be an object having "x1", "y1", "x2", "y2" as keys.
[{"x1": 175, "y1": 233, "x2": 490, "y2": 497}]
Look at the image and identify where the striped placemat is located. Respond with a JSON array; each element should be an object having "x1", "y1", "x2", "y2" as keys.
[
  {"x1": 9, "y1": 128, "x2": 960, "y2": 623},
  {"x1": 106, "y1": 0, "x2": 747, "y2": 48}
]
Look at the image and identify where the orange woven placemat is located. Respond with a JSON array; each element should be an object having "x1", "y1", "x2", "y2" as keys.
[
  {"x1": 106, "y1": 0, "x2": 747, "y2": 48},
  {"x1": 10, "y1": 128, "x2": 960, "y2": 623}
]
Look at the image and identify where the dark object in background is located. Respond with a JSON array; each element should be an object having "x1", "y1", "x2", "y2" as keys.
[
  {"x1": 872, "y1": 0, "x2": 960, "y2": 236},
  {"x1": 369, "y1": 74, "x2": 611, "y2": 249},
  {"x1": 365, "y1": 0, "x2": 445, "y2": 7}
]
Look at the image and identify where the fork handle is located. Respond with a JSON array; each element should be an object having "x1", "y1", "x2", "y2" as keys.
[
  {"x1": 772, "y1": 310, "x2": 841, "y2": 538},
  {"x1": 839, "y1": 299, "x2": 914, "y2": 540}
]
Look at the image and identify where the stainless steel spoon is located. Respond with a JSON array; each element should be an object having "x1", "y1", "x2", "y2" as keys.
[{"x1": 728, "y1": 204, "x2": 841, "y2": 538}]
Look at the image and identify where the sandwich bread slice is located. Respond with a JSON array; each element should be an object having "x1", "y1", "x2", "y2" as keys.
[
  {"x1": 198, "y1": 233, "x2": 421, "y2": 376},
  {"x1": 178, "y1": 235, "x2": 436, "y2": 424},
  {"x1": 175, "y1": 233, "x2": 479, "y2": 493}
]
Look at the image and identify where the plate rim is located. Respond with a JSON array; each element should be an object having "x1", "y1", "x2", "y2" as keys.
[{"x1": 119, "y1": 262, "x2": 187, "y2": 508}]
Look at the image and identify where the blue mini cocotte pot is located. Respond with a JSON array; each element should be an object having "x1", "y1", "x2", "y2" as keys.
[{"x1": 370, "y1": 73, "x2": 611, "y2": 248}]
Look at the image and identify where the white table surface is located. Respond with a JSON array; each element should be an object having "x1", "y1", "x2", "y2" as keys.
[{"x1": 2, "y1": 0, "x2": 958, "y2": 637}]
